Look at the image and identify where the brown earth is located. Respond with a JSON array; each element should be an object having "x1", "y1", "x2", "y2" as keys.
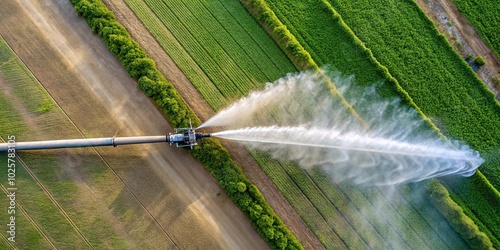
[
  {"x1": 102, "y1": 0, "x2": 324, "y2": 249},
  {"x1": 0, "y1": 0, "x2": 267, "y2": 249},
  {"x1": 416, "y1": 0, "x2": 500, "y2": 99}
]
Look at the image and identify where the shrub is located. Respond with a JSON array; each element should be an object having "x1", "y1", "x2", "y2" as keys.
[
  {"x1": 237, "y1": 182, "x2": 247, "y2": 192},
  {"x1": 474, "y1": 56, "x2": 486, "y2": 67}
]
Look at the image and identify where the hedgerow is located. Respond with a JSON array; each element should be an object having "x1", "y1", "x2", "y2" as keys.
[
  {"x1": 428, "y1": 179, "x2": 493, "y2": 249},
  {"x1": 69, "y1": 0, "x2": 302, "y2": 248},
  {"x1": 241, "y1": 0, "x2": 315, "y2": 70},
  {"x1": 242, "y1": 0, "x2": 497, "y2": 247}
]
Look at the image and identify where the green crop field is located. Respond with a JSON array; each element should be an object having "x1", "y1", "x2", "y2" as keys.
[
  {"x1": 452, "y1": 0, "x2": 500, "y2": 58},
  {"x1": 122, "y1": 0, "x2": 477, "y2": 248}
]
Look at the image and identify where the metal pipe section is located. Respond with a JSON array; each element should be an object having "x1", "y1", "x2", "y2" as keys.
[{"x1": 0, "y1": 136, "x2": 168, "y2": 151}]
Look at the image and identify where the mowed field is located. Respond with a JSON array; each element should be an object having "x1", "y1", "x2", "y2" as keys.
[
  {"x1": 0, "y1": 0, "x2": 267, "y2": 248},
  {"x1": 117, "y1": 0, "x2": 475, "y2": 249}
]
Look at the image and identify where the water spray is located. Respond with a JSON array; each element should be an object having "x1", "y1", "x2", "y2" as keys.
[{"x1": 198, "y1": 70, "x2": 484, "y2": 185}]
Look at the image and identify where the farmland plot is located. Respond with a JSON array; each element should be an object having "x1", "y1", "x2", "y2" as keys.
[{"x1": 125, "y1": 0, "x2": 295, "y2": 110}]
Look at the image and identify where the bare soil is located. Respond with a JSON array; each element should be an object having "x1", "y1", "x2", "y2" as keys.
[
  {"x1": 0, "y1": 0, "x2": 267, "y2": 248},
  {"x1": 102, "y1": 0, "x2": 324, "y2": 249},
  {"x1": 416, "y1": 0, "x2": 500, "y2": 99}
]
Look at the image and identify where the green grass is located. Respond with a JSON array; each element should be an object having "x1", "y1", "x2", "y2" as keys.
[
  {"x1": 452, "y1": 0, "x2": 500, "y2": 58},
  {"x1": 0, "y1": 60, "x2": 53, "y2": 114},
  {"x1": 0, "y1": 189, "x2": 55, "y2": 249},
  {"x1": 0, "y1": 154, "x2": 87, "y2": 248}
]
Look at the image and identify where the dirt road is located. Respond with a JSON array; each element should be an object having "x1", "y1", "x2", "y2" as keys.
[
  {"x1": 0, "y1": 0, "x2": 267, "y2": 248},
  {"x1": 416, "y1": 0, "x2": 500, "y2": 97}
]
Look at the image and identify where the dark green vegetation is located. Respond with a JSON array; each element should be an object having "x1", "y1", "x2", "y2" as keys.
[
  {"x1": 250, "y1": 0, "x2": 500, "y2": 248},
  {"x1": 325, "y1": 0, "x2": 500, "y2": 245},
  {"x1": 324, "y1": 0, "x2": 500, "y2": 187},
  {"x1": 474, "y1": 56, "x2": 486, "y2": 67},
  {"x1": 452, "y1": 0, "x2": 500, "y2": 58},
  {"x1": 70, "y1": 0, "x2": 302, "y2": 249},
  {"x1": 428, "y1": 180, "x2": 492, "y2": 249}
]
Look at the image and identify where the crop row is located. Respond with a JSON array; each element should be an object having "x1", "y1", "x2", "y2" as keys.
[
  {"x1": 141, "y1": 0, "x2": 295, "y2": 104},
  {"x1": 251, "y1": 152, "x2": 345, "y2": 249},
  {"x1": 71, "y1": 0, "x2": 302, "y2": 248},
  {"x1": 243, "y1": 0, "x2": 490, "y2": 248},
  {"x1": 192, "y1": 0, "x2": 288, "y2": 82},
  {"x1": 147, "y1": 0, "x2": 248, "y2": 100},
  {"x1": 160, "y1": 0, "x2": 259, "y2": 93},
  {"x1": 217, "y1": 1, "x2": 296, "y2": 75},
  {"x1": 123, "y1": 0, "x2": 227, "y2": 110},
  {"x1": 181, "y1": 0, "x2": 274, "y2": 83},
  {"x1": 452, "y1": 0, "x2": 500, "y2": 58}
]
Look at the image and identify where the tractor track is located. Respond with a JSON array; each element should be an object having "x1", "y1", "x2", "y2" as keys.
[
  {"x1": 0, "y1": 137, "x2": 57, "y2": 250},
  {"x1": 0, "y1": 232, "x2": 17, "y2": 250},
  {"x1": 13, "y1": 154, "x2": 94, "y2": 249},
  {"x1": 0, "y1": 184, "x2": 56, "y2": 250}
]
